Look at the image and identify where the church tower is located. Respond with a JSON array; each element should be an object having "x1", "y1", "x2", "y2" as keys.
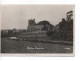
[{"x1": 28, "y1": 19, "x2": 36, "y2": 26}]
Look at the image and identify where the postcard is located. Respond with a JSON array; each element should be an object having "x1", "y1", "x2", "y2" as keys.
[{"x1": 0, "y1": 5, "x2": 74, "y2": 56}]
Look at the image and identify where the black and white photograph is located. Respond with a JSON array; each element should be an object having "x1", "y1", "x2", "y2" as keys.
[{"x1": 1, "y1": 5, "x2": 74, "y2": 56}]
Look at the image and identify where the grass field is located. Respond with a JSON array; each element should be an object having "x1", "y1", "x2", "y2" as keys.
[{"x1": 1, "y1": 37, "x2": 73, "y2": 53}]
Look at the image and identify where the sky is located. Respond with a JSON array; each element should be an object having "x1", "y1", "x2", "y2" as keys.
[{"x1": 1, "y1": 5, "x2": 74, "y2": 29}]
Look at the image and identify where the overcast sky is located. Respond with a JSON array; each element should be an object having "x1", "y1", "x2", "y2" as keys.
[{"x1": 1, "y1": 5, "x2": 74, "y2": 29}]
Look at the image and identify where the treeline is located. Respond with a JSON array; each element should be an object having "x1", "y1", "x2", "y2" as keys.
[
  {"x1": 1, "y1": 29, "x2": 26, "y2": 38},
  {"x1": 47, "y1": 11, "x2": 73, "y2": 41},
  {"x1": 37, "y1": 20, "x2": 54, "y2": 31}
]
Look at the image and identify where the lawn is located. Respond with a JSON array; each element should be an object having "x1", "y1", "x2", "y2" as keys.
[{"x1": 1, "y1": 37, "x2": 73, "y2": 53}]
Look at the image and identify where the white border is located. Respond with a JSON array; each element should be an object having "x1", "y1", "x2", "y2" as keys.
[
  {"x1": 1, "y1": 0, "x2": 75, "y2": 4},
  {"x1": 0, "y1": 0, "x2": 80, "y2": 61}
]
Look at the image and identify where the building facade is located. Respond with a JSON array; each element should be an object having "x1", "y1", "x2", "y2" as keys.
[{"x1": 18, "y1": 19, "x2": 49, "y2": 41}]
